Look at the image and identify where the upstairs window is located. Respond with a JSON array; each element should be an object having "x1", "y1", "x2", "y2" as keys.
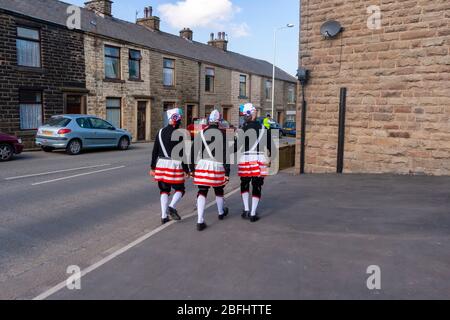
[
  {"x1": 129, "y1": 49, "x2": 142, "y2": 80},
  {"x1": 163, "y1": 58, "x2": 175, "y2": 86},
  {"x1": 265, "y1": 80, "x2": 272, "y2": 100},
  {"x1": 239, "y1": 75, "x2": 247, "y2": 98},
  {"x1": 105, "y1": 45, "x2": 121, "y2": 79},
  {"x1": 16, "y1": 27, "x2": 41, "y2": 67},
  {"x1": 288, "y1": 86, "x2": 296, "y2": 103},
  {"x1": 205, "y1": 68, "x2": 215, "y2": 92}
]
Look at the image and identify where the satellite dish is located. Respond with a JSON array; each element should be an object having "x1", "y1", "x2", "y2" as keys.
[{"x1": 320, "y1": 20, "x2": 343, "y2": 39}]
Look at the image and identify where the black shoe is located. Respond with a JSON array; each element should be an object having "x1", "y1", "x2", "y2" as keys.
[
  {"x1": 197, "y1": 223, "x2": 207, "y2": 232},
  {"x1": 161, "y1": 217, "x2": 171, "y2": 225},
  {"x1": 219, "y1": 208, "x2": 229, "y2": 221},
  {"x1": 250, "y1": 215, "x2": 260, "y2": 223},
  {"x1": 242, "y1": 210, "x2": 250, "y2": 219},
  {"x1": 168, "y1": 207, "x2": 181, "y2": 221}
]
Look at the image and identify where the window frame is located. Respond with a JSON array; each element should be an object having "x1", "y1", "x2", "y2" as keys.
[
  {"x1": 288, "y1": 85, "x2": 296, "y2": 103},
  {"x1": 239, "y1": 75, "x2": 247, "y2": 98},
  {"x1": 205, "y1": 67, "x2": 215, "y2": 93},
  {"x1": 128, "y1": 49, "x2": 142, "y2": 81},
  {"x1": 265, "y1": 80, "x2": 273, "y2": 101},
  {"x1": 163, "y1": 58, "x2": 176, "y2": 87},
  {"x1": 105, "y1": 98, "x2": 122, "y2": 128},
  {"x1": 19, "y1": 90, "x2": 43, "y2": 130},
  {"x1": 16, "y1": 26, "x2": 42, "y2": 68},
  {"x1": 104, "y1": 45, "x2": 121, "y2": 80}
]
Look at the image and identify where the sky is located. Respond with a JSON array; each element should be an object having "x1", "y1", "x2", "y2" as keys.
[{"x1": 69, "y1": 0, "x2": 299, "y2": 76}]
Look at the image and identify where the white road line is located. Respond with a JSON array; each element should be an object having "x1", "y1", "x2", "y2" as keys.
[
  {"x1": 31, "y1": 166, "x2": 126, "y2": 186},
  {"x1": 33, "y1": 186, "x2": 241, "y2": 300},
  {"x1": 5, "y1": 164, "x2": 112, "y2": 181}
]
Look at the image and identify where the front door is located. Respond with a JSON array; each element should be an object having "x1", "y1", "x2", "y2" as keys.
[
  {"x1": 66, "y1": 95, "x2": 83, "y2": 114},
  {"x1": 137, "y1": 102, "x2": 147, "y2": 141},
  {"x1": 186, "y1": 105, "x2": 195, "y2": 126}
]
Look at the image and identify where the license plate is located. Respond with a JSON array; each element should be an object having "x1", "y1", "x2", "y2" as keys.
[{"x1": 42, "y1": 130, "x2": 53, "y2": 136}]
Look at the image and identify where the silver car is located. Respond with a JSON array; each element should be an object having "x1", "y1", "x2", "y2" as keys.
[{"x1": 36, "y1": 115, "x2": 133, "y2": 155}]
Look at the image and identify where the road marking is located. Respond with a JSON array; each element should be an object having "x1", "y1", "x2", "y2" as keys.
[
  {"x1": 31, "y1": 166, "x2": 126, "y2": 186},
  {"x1": 5, "y1": 164, "x2": 112, "y2": 181},
  {"x1": 33, "y1": 186, "x2": 241, "y2": 300}
]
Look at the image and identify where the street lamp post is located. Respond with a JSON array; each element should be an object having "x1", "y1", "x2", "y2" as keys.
[{"x1": 272, "y1": 24, "x2": 295, "y2": 119}]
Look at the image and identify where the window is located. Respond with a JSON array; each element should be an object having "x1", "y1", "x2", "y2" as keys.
[
  {"x1": 129, "y1": 49, "x2": 141, "y2": 80},
  {"x1": 163, "y1": 58, "x2": 175, "y2": 86},
  {"x1": 288, "y1": 86, "x2": 296, "y2": 103},
  {"x1": 45, "y1": 117, "x2": 71, "y2": 127},
  {"x1": 76, "y1": 118, "x2": 92, "y2": 129},
  {"x1": 90, "y1": 118, "x2": 114, "y2": 130},
  {"x1": 205, "y1": 68, "x2": 215, "y2": 92},
  {"x1": 239, "y1": 75, "x2": 247, "y2": 98},
  {"x1": 16, "y1": 27, "x2": 41, "y2": 67},
  {"x1": 19, "y1": 91, "x2": 42, "y2": 130},
  {"x1": 265, "y1": 80, "x2": 272, "y2": 100},
  {"x1": 105, "y1": 45, "x2": 121, "y2": 79},
  {"x1": 106, "y1": 98, "x2": 121, "y2": 128}
]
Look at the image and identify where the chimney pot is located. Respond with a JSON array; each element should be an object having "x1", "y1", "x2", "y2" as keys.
[{"x1": 137, "y1": 5, "x2": 160, "y2": 31}]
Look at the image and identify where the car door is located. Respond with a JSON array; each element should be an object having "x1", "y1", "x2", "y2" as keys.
[
  {"x1": 75, "y1": 117, "x2": 95, "y2": 148},
  {"x1": 89, "y1": 118, "x2": 117, "y2": 147}
]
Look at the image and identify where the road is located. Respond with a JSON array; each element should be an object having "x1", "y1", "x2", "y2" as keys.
[{"x1": 0, "y1": 137, "x2": 295, "y2": 300}]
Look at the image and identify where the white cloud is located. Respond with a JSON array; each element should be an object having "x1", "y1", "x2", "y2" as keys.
[
  {"x1": 158, "y1": 0, "x2": 250, "y2": 37},
  {"x1": 230, "y1": 22, "x2": 251, "y2": 38}
]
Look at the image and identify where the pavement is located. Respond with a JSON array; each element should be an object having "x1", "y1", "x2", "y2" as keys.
[{"x1": 43, "y1": 171, "x2": 450, "y2": 300}]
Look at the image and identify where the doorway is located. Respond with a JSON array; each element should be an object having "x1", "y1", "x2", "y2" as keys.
[
  {"x1": 277, "y1": 111, "x2": 284, "y2": 125},
  {"x1": 186, "y1": 104, "x2": 196, "y2": 125},
  {"x1": 137, "y1": 101, "x2": 147, "y2": 141},
  {"x1": 66, "y1": 95, "x2": 85, "y2": 114},
  {"x1": 222, "y1": 106, "x2": 231, "y2": 122}
]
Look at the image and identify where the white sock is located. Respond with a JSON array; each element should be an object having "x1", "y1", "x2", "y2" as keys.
[
  {"x1": 197, "y1": 195, "x2": 206, "y2": 224},
  {"x1": 170, "y1": 191, "x2": 183, "y2": 209},
  {"x1": 161, "y1": 194, "x2": 169, "y2": 219},
  {"x1": 242, "y1": 192, "x2": 250, "y2": 211},
  {"x1": 216, "y1": 197, "x2": 224, "y2": 215},
  {"x1": 251, "y1": 197, "x2": 260, "y2": 217}
]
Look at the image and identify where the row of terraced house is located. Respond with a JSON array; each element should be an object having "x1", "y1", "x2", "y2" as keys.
[{"x1": 0, "y1": 0, "x2": 297, "y2": 147}]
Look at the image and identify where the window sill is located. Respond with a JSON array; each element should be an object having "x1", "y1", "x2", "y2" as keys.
[
  {"x1": 129, "y1": 78, "x2": 144, "y2": 82},
  {"x1": 16, "y1": 66, "x2": 45, "y2": 73},
  {"x1": 163, "y1": 85, "x2": 176, "y2": 89},
  {"x1": 104, "y1": 78, "x2": 125, "y2": 83},
  {"x1": 238, "y1": 96, "x2": 248, "y2": 100}
]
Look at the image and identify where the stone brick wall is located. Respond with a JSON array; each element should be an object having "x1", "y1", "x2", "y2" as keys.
[
  {"x1": 148, "y1": 51, "x2": 199, "y2": 138},
  {"x1": 0, "y1": 11, "x2": 86, "y2": 147},
  {"x1": 200, "y1": 64, "x2": 232, "y2": 118},
  {"x1": 296, "y1": 0, "x2": 450, "y2": 175},
  {"x1": 84, "y1": 35, "x2": 151, "y2": 141}
]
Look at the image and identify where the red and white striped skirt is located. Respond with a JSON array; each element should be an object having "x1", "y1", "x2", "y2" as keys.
[
  {"x1": 154, "y1": 158, "x2": 185, "y2": 184},
  {"x1": 194, "y1": 159, "x2": 226, "y2": 187},
  {"x1": 238, "y1": 153, "x2": 269, "y2": 178}
]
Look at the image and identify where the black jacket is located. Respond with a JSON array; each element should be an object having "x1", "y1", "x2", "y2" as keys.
[
  {"x1": 190, "y1": 124, "x2": 231, "y2": 177},
  {"x1": 241, "y1": 120, "x2": 272, "y2": 156},
  {"x1": 151, "y1": 125, "x2": 189, "y2": 173}
]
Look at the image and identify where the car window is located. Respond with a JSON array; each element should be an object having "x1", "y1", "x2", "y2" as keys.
[
  {"x1": 76, "y1": 118, "x2": 92, "y2": 129},
  {"x1": 46, "y1": 117, "x2": 71, "y2": 127},
  {"x1": 90, "y1": 118, "x2": 113, "y2": 130}
]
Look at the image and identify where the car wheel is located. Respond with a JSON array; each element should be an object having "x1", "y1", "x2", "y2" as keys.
[
  {"x1": 42, "y1": 146, "x2": 55, "y2": 153},
  {"x1": 118, "y1": 136, "x2": 130, "y2": 151},
  {"x1": 66, "y1": 139, "x2": 82, "y2": 155},
  {"x1": 0, "y1": 143, "x2": 14, "y2": 161}
]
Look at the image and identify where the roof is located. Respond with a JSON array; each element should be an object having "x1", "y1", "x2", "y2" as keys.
[{"x1": 0, "y1": 0, "x2": 297, "y2": 83}]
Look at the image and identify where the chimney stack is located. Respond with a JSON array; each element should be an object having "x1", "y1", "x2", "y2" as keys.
[
  {"x1": 136, "y1": 6, "x2": 160, "y2": 31},
  {"x1": 85, "y1": 0, "x2": 113, "y2": 17},
  {"x1": 180, "y1": 28, "x2": 193, "y2": 41},
  {"x1": 208, "y1": 32, "x2": 228, "y2": 51}
]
